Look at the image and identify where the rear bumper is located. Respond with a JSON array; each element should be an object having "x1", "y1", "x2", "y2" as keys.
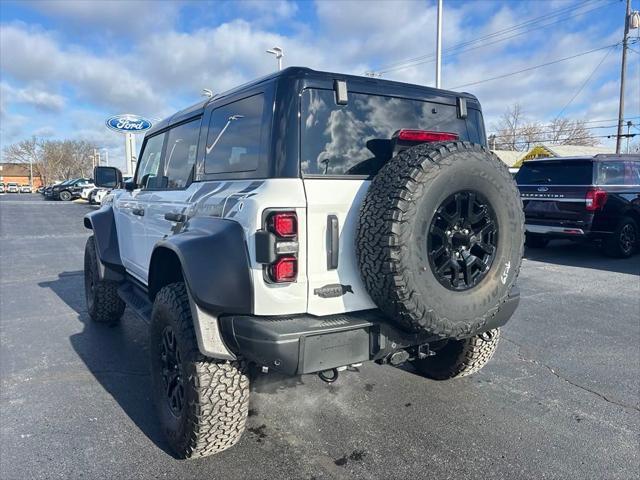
[
  {"x1": 220, "y1": 288, "x2": 520, "y2": 375},
  {"x1": 526, "y1": 224, "x2": 586, "y2": 236}
]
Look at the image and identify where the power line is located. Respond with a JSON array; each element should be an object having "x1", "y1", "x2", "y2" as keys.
[
  {"x1": 554, "y1": 45, "x2": 616, "y2": 120},
  {"x1": 372, "y1": 0, "x2": 604, "y2": 72},
  {"x1": 490, "y1": 125, "x2": 621, "y2": 139},
  {"x1": 370, "y1": 0, "x2": 615, "y2": 75},
  {"x1": 450, "y1": 43, "x2": 619, "y2": 90}
]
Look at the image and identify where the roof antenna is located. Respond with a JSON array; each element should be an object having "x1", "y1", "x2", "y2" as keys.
[{"x1": 202, "y1": 88, "x2": 214, "y2": 98}]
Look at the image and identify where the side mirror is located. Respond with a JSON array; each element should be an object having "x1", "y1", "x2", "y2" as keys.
[{"x1": 94, "y1": 166, "x2": 122, "y2": 188}]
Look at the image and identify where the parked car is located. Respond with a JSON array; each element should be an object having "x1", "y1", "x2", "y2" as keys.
[
  {"x1": 20, "y1": 185, "x2": 32, "y2": 193},
  {"x1": 80, "y1": 183, "x2": 96, "y2": 200},
  {"x1": 516, "y1": 154, "x2": 640, "y2": 257},
  {"x1": 6, "y1": 182, "x2": 19, "y2": 193},
  {"x1": 84, "y1": 67, "x2": 523, "y2": 459},
  {"x1": 45, "y1": 181, "x2": 67, "y2": 199},
  {"x1": 93, "y1": 188, "x2": 111, "y2": 205},
  {"x1": 36, "y1": 186, "x2": 44, "y2": 194},
  {"x1": 52, "y1": 178, "x2": 92, "y2": 201},
  {"x1": 0, "y1": 183, "x2": 4, "y2": 193}
]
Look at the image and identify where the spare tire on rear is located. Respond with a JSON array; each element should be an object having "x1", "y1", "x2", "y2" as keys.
[{"x1": 356, "y1": 142, "x2": 523, "y2": 339}]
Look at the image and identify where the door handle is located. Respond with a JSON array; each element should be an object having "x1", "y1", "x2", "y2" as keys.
[
  {"x1": 326, "y1": 215, "x2": 339, "y2": 270},
  {"x1": 164, "y1": 212, "x2": 186, "y2": 223},
  {"x1": 132, "y1": 207, "x2": 145, "y2": 216}
]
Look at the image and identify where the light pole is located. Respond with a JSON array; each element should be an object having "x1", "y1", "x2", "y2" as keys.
[
  {"x1": 101, "y1": 148, "x2": 109, "y2": 167},
  {"x1": 436, "y1": 0, "x2": 443, "y2": 88},
  {"x1": 266, "y1": 46, "x2": 284, "y2": 71}
]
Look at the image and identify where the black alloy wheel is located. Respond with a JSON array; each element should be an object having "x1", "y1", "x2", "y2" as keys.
[
  {"x1": 159, "y1": 326, "x2": 185, "y2": 417},
  {"x1": 619, "y1": 222, "x2": 636, "y2": 256},
  {"x1": 427, "y1": 190, "x2": 498, "y2": 291}
]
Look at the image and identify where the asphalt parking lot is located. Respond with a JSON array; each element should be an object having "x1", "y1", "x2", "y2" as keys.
[{"x1": 0, "y1": 193, "x2": 638, "y2": 480}]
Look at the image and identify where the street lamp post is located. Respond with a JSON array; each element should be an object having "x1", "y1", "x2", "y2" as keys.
[{"x1": 266, "y1": 46, "x2": 284, "y2": 71}]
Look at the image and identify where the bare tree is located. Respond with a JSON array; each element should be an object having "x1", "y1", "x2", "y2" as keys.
[
  {"x1": 491, "y1": 104, "x2": 524, "y2": 151},
  {"x1": 3, "y1": 137, "x2": 45, "y2": 184},
  {"x1": 3, "y1": 138, "x2": 97, "y2": 185},
  {"x1": 546, "y1": 118, "x2": 600, "y2": 146},
  {"x1": 490, "y1": 104, "x2": 599, "y2": 151}
]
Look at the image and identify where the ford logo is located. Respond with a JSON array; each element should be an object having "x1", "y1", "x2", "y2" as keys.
[
  {"x1": 537, "y1": 186, "x2": 549, "y2": 192},
  {"x1": 105, "y1": 114, "x2": 153, "y2": 134}
]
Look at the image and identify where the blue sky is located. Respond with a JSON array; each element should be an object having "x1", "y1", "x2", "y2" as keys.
[{"x1": 0, "y1": 0, "x2": 637, "y2": 170}]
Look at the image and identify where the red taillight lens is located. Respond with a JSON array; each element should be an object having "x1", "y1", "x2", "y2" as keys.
[
  {"x1": 396, "y1": 129, "x2": 459, "y2": 142},
  {"x1": 270, "y1": 212, "x2": 297, "y2": 238},
  {"x1": 271, "y1": 256, "x2": 297, "y2": 282},
  {"x1": 585, "y1": 188, "x2": 607, "y2": 211}
]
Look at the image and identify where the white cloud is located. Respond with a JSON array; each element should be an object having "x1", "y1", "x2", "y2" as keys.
[
  {"x1": 0, "y1": 0, "x2": 631, "y2": 152},
  {"x1": 1, "y1": 83, "x2": 65, "y2": 112},
  {"x1": 24, "y1": 0, "x2": 180, "y2": 36}
]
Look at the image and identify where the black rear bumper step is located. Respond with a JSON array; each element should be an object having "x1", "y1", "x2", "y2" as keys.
[{"x1": 220, "y1": 289, "x2": 519, "y2": 375}]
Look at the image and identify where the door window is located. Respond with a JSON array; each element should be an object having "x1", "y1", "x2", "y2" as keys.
[
  {"x1": 136, "y1": 133, "x2": 166, "y2": 189},
  {"x1": 161, "y1": 119, "x2": 201, "y2": 189},
  {"x1": 204, "y1": 94, "x2": 264, "y2": 174}
]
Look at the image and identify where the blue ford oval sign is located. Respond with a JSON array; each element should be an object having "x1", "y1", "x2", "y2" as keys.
[{"x1": 105, "y1": 114, "x2": 153, "y2": 134}]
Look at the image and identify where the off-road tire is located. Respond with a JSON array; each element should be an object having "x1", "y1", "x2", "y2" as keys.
[
  {"x1": 603, "y1": 216, "x2": 637, "y2": 258},
  {"x1": 357, "y1": 142, "x2": 524, "y2": 339},
  {"x1": 150, "y1": 282, "x2": 250, "y2": 459},
  {"x1": 84, "y1": 235, "x2": 125, "y2": 324},
  {"x1": 525, "y1": 232, "x2": 549, "y2": 249},
  {"x1": 412, "y1": 328, "x2": 500, "y2": 380},
  {"x1": 59, "y1": 190, "x2": 72, "y2": 201}
]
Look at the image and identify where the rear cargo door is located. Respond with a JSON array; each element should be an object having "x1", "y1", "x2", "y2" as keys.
[
  {"x1": 300, "y1": 87, "x2": 474, "y2": 316},
  {"x1": 516, "y1": 159, "x2": 593, "y2": 228}
]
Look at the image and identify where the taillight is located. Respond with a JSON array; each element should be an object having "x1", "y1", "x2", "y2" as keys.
[
  {"x1": 585, "y1": 188, "x2": 607, "y2": 211},
  {"x1": 260, "y1": 211, "x2": 298, "y2": 283},
  {"x1": 270, "y1": 256, "x2": 297, "y2": 282},
  {"x1": 396, "y1": 129, "x2": 459, "y2": 142},
  {"x1": 269, "y1": 212, "x2": 297, "y2": 238}
]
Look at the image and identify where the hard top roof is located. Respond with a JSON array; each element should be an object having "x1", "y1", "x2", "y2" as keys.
[{"x1": 147, "y1": 66, "x2": 479, "y2": 136}]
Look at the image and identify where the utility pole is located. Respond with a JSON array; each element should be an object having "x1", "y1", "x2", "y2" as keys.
[
  {"x1": 616, "y1": 0, "x2": 632, "y2": 154},
  {"x1": 436, "y1": 0, "x2": 443, "y2": 88},
  {"x1": 626, "y1": 121, "x2": 633, "y2": 153}
]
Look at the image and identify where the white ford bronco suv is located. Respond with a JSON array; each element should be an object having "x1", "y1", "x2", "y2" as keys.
[{"x1": 85, "y1": 67, "x2": 524, "y2": 459}]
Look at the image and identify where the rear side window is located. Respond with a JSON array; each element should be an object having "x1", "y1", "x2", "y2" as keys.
[
  {"x1": 596, "y1": 161, "x2": 640, "y2": 186},
  {"x1": 300, "y1": 89, "x2": 479, "y2": 176},
  {"x1": 162, "y1": 118, "x2": 201, "y2": 189},
  {"x1": 515, "y1": 160, "x2": 593, "y2": 185},
  {"x1": 204, "y1": 94, "x2": 264, "y2": 174},
  {"x1": 626, "y1": 162, "x2": 640, "y2": 185}
]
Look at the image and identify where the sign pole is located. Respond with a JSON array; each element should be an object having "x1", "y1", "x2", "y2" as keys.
[
  {"x1": 105, "y1": 115, "x2": 151, "y2": 176},
  {"x1": 124, "y1": 133, "x2": 137, "y2": 176}
]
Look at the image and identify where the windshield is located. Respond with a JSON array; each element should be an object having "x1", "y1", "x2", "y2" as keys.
[
  {"x1": 515, "y1": 160, "x2": 593, "y2": 185},
  {"x1": 300, "y1": 89, "x2": 485, "y2": 177}
]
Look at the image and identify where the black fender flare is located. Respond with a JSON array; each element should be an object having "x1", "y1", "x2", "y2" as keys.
[
  {"x1": 83, "y1": 206, "x2": 124, "y2": 278},
  {"x1": 149, "y1": 217, "x2": 253, "y2": 315}
]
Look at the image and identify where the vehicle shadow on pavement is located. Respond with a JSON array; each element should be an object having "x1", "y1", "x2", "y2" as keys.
[
  {"x1": 524, "y1": 240, "x2": 640, "y2": 276},
  {"x1": 38, "y1": 271, "x2": 176, "y2": 457}
]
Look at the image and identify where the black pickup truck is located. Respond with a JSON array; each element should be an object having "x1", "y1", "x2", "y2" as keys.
[{"x1": 516, "y1": 154, "x2": 640, "y2": 257}]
